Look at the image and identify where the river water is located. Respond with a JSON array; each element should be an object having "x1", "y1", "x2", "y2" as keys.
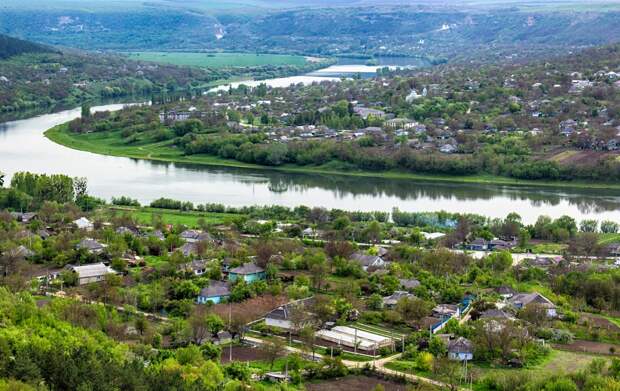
[{"x1": 2, "y1": 65, "x2": 620, "y2": 223}]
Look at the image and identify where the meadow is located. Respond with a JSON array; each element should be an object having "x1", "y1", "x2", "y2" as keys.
[{"x1": 127, "y1": 52, "x2": 309, "y2": 68}]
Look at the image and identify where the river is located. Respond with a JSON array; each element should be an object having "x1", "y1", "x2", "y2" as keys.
[{"x1": 2, "y1": 62, "x2": 620, "y2": 224}]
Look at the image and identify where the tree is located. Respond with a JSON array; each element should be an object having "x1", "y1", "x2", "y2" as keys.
[
  {"x1": 261, "y1": 338, "x2": 287, "y2": 369},
  {"x1": 299, "y1": 325, "x2": 317, "y2": 359},
  {"x1": 601, "y1": 220, "x2": 619, "y2": 234},
  {"x1": 309, "y1": 257, "x2": 329, "y2": 291},
  {"x1": 0, "y1": 171, "x2": 4, "y2": 187},
  {"x1": 432, "y1": 357, "x2": 462, "y2": 391},
  {"x1": 367, "y1": 293, "x2": 383, "y2": 310},
  {"x1": 81, "y1": 103, "x2": 91, "y2": 119},
  {"x1": 519, "y1": 303, "x2": 548, "y2": 327},
  {"x1": 396, "y1": 297, "x2": 432, "y2": 324},
  {"x1": 580, "y1": 219, "x2": 598, "y2": 233}
]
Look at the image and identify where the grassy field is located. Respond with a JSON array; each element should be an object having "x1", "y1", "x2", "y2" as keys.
[
  {"x1": 127, "y1": 52, "x2": 309, "y2": 68},
  {"x1": 102, "y1": 206, "x2": 241, "y2": 227},
  {"x1": 386, "y1": 349, "x2": 608, "y2": 390},
  {"x1": 45, "y1": 124, "x2": 620, "y2": 191}
]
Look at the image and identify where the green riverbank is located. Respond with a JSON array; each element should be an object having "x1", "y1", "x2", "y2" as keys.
[{"x1": 45, "y1": 124, "x2": 620, "y2": 191}]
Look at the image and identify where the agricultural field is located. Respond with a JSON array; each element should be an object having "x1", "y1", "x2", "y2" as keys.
[
  {"x1": 127, "y1": 52, "x2": 310, "y2": 68},
  {"x1": 101, "y1": 206, "x2": 240, "y2": 227}
]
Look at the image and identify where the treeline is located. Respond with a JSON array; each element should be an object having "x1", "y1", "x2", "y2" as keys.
[
  {"x1": 0, "y1": 33, "x2": 52, "y2": 59},
  {"x1": 148, "y1": 197, "x2": 388, "y2": 222}
]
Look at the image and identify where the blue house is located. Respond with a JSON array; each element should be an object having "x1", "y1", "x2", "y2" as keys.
[
  {"x1": 197, "y1": 281, "x2": 231, "y2": 304},
  {"x1": 228, "y1": 263, "x2": 266, "y2": 283}
]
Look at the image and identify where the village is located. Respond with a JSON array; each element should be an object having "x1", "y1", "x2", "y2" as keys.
[{"x1": 4, "y1": 190, "x2": 620, "y2": 389}]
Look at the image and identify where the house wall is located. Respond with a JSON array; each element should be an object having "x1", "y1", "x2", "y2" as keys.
[
  {"x1": 449, "y1": 352, "x2": 473, "y2": 361},
  {"x1": 265, "y1": 318, "x2": 292, "y2": 330},
  {"x1": 197, "y1": 295, "x2": 223, "y2": 304},
  {"x1": 78, "y1": 275, "x2": 104, "y2": 285}
]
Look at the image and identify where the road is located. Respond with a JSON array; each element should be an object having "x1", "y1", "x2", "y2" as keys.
[{"x1": 245, "y1": 335, "x2": 462, "y2": 389}]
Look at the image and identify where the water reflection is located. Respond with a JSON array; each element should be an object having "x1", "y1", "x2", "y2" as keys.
[{"x1": 2, "y1": 103, "x2": 620, "y2": 224}]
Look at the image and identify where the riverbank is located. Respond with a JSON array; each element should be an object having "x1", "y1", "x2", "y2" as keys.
[{"x1": 45, "y1": 124, "x2": 620, "y2": 191}]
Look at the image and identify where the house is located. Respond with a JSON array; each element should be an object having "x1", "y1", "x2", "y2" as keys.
[
  {"x1": 529, "y1": 256, "x2": 562, "y2": 268},
  {"x1": 228, "y1": 263, "x2": 266, "y2": 282},
  {"x1": 508, "y1": 292, "x2": 557, "y2": 317},
  {"x1": 385, "y1": 118, "x2": 417, "y2": 129},
  {"x1": 197, "y1": 281, "x2": 231, "y2": 304},
  {"x1": 496, "y1": 286, "x2": 516, "y2": 299},
  {"x1": 213, "y1": 330, "x2": 232, "y2": 345},
  {"x1": 439, "y1": 144, "x2": 457, "y2": 154},
  {"x1": 147, "y1": 230, "x2": 166, "y2": 241},
  {"x1": 448, "y1": 337, "x2": 473, "y2": 361},
  {"x1": 13, "y1": 245, "x2": 35, "y2": 259},
  {"x1": 302, "y1": 227, "x2": 317, "y2": 238},
  {"x1": 263, "y1": 372, "x2": 291, "y2": 383},
  {"x1": 65, "y1": 263, "x2": 116, "y2": 285},
  {"x1": 180, "y1": 259, "x2": 209, "y2": 275},
  {"x1": 559, "y1": 119, "x2": 578, "y2": 136},
  {"x1": 606, "y1": 243, "x2": 620, "y2": 257},
  {"x1": 116, "y1": 226, "x2": 138, "y2": 236},
  {"x1": 383, "y1": 291, "x2": 415, "y2": 308},
  {"x1": 178, "y1": 242, "x2": 199, "y2": 257},
  {"x1": 73, "y1": 217, "x2": 94, "y2": 231},
  {"x1": 432, "y1": 304, "x2": 460, "y2": 319},
  {"x1": 399, "y1": 278, "x2": 421, "y2": 291},
  {"x1": 479, "y1": 309, "x2": 514, "y2": 320},
  {"x1": 10, "y1": 212, "x2": 37, "y2": 223},
  {"x1": 488, "y1": 239, "x2": 514, "y2": 251},
  {"x1": 76, "y1": 238, "x2": 107, "y2": 254},
  {"x1": 180, "y1": 230, "x2": 213, "y2": 243},
  {"x1": 464, "y1": 238, "x2": 488, "y2": 251},
  {"x1": 353, "y1": 106, "x2": 386, "y2": 119},
  {"x1": 351, "y1": 251, "x2": 385, "y2": 271},
  {"x1": 264, "y1": 297, "x2": 315, "y2": 330}
]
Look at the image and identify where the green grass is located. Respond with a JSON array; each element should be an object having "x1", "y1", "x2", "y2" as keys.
[
  {"x1": 127, "y1": 52, "x2": 309, "y2": 68},
  {"x1": 599, "y1": 233, "x2": 620, "y2": 245},
  {"x1": 105, "y1": 206, "x2": 239, "y2": 227},
  {"x1": 386, "y1": 349, "x2": 608, "y2": 390},
  {"x1": 45, "y1": 124, "x2": 620, "y2": 191}
]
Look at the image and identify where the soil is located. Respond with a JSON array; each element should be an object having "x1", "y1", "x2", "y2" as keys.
[
  {"x1": 554, "y1": 340, "x2": 620, "y2": 355},
  {"x1": 306, "y1": 375, "x2": 412, "y2": 391},
  {"x1": 219, "y1": 346, "x2": 271, "y2": 364},
  {"x1": 579, "y1": 313, "x2": 620, "y2": 332}
]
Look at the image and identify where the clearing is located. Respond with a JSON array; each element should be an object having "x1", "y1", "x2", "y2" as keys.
[{"x1": 127, "y1": 52, "x2": 309, "y2": 68}]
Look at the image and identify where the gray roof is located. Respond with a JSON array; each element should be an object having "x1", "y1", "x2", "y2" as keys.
[
  {"x1": 399, "y1": 278, "x2": 421, "y2": 290},
  {"x1": 480, "y1": 309, "x2": 512, "y2": 320},
  {"x1": 199, "y1": 281, "x2": 231, "y2": 298},
  {"x1": 383, "y1": 291, "x2": 415, "y2": 306},
  {"x1": 179, "y1": 242, "x2": 198, "y2": 257},
  {"x1": 509, "y1": 292, "x2": 556, "y2": 308},
  {"x1": 351, "y1": 252, "x2": 383, "y2": 267},
  {"x1": 266, "y1": 297, "x2": 314, "y2": 321},
  {"x1": 229, "y1": 263, "x2": 264, "y2": 275},
  {"x1": 76, "y1": 238, "x2": 105, "y2": 251},
  {"x1": 448, "y1": 337, "x2": 473, "y2": 353},
  {"x1": 67, "y1": 263, "x2": 112, "y2": 279}
]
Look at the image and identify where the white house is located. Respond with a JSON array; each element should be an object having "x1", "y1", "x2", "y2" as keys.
[
  {"x1": 74, "y1": 217, "x2": 94, "y2": 231},
  {"x1": 65, "y1": 263, "x2": 116, "y2": 285}
]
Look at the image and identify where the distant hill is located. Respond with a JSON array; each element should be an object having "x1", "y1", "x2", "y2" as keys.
[{"x1": 0, "y1": 34, "x2": 51, "y2": 59}]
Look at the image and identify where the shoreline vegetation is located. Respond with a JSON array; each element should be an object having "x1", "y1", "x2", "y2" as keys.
[{"x1": 45, "y1": 124, "x2": 620, "y2": 191}]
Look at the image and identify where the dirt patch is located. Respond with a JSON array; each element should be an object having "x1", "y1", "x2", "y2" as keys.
[
  {"x1": 306, "y1": 375, "x2": 411, "y2": 391},
  {"x1": 220, "y1": 346, "x2": 271, "y2": 364},
  {"x1": 579, "y1": 313, "x2": 620, "y2": 332},
  {"x1": 545, "y1": 149, "x2": 617, "y2": 166},
  {"x1": 554, "y1": 340, "x2": 620, "y2": 355}
]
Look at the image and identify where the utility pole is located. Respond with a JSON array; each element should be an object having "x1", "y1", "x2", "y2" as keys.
[{"x1": 228, "y1": 300, "x2": 232, "y2": 362}]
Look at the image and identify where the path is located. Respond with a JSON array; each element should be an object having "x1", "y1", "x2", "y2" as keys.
[{"x1": 245, "y1": 335, "x2": 460, "y2": 389}]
